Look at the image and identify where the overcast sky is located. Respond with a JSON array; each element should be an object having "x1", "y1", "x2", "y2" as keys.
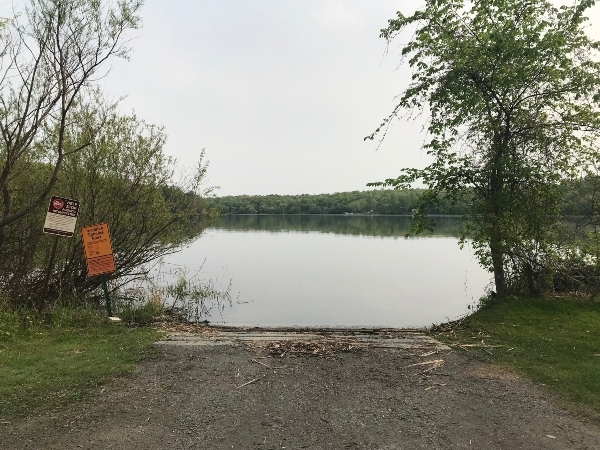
[
  {"x1": 96, "y1": 0, "x2": 427, "y2": 196},
  {"x1": 5, "y1": 1, "x2": 600, "y2": 197}
]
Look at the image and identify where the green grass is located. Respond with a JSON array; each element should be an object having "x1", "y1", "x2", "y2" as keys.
[
  {"x1": 0, "y1": 310, "x2": 161, "y2": 418},
  {"x1": 436, "y1": 296, "x2": 600, "y2": 413}
]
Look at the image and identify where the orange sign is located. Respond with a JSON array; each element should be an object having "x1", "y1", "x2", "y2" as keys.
[{"x1": 82, "y1": 223, "x2": 116, "y2": 276}]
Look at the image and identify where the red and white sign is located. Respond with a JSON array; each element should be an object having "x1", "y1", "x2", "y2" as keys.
[
  {"x1": 43, "y1": 195, "x2": 80, "y2": 237},
  {"x1": 52, "y1": 198, "x2": 64, "y2": 210}
]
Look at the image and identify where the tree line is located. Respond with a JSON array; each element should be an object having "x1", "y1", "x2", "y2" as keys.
[
  {"x1": 207, "y1": 189, "x2": 466, "y2": 215},
  {"x1": 208, "y1": 181, "x2": 600, "y2": 218}
]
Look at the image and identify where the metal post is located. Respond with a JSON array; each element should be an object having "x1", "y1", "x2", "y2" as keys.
[
  {"x1": 101, "y1": 275, "x2": 113, "y2": 317},
  {"x1": 39, "y1": 235, "x2": 59, "y2": 314}
]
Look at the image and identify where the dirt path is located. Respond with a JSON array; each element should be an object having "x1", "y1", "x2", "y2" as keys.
[{"x1": 2, "y1": 330, "x2": 600, "y2": 449}]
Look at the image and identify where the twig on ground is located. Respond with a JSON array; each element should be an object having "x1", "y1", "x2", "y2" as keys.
[
  {"x1": 251, "y1": 358, "x2": 288, "y2": 369},
  {"x1": 425, "y1": 382, "x2": 447, "y2": 390},
  {"x1": 450, "y1": 316, "x2": 467, "y2": 334},
  {"x1": 236, "y1": 376, "x2": 265, "y2": 389},
  {"x1": 458, "y1": 343, "x2": 501, "y2": 348},
  {"x1": 250, "y1": 340, "x2": 364, "y2": 358},
  {"x1": 405, "y1": 359, "x2": 445, "y2": 372},
  {"x1": 252, "y1": 359, "x2": 272, "y2": 368}
]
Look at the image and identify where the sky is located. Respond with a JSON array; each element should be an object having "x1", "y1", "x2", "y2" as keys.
[
  {"x1": 4, "y1": 1, "x2": 600, "y2": 197},
  {"x1": 98, "y1": 0, "x2": 425, "y2": 196}
]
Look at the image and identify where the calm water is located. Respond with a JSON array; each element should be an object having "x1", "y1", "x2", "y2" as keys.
[{"x1": 164, "y1": 215, "x2": 491, "y2": 328}]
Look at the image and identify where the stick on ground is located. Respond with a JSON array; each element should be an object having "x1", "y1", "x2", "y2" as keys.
[{"x1": 236, "y1": 376, "x2": 265, "y2": 389}]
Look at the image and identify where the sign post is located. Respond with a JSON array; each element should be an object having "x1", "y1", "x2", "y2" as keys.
[
  {"x1": 101, "y1": 275, "x2": 113, "y2": 317},
  {"x1": 81, "y1": 223, "x2": 117, "y2": 318},
  {"x1": 40, "y1": 196, "x2": 80, "y2": 312}
]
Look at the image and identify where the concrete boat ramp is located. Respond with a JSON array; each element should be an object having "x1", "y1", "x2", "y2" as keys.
[{"x1": 156, "y1": 327, "x2": 449, "y2": 350}]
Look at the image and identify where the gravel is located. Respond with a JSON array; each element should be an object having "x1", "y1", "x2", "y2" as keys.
[{"x1": 2, "y1": 336, "x2": 600, "y2": 449}]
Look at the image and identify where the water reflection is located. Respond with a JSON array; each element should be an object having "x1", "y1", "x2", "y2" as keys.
[
  {"x1": 163, "y1": 215, "x2": 490, "y2": 328},
  {"x1": 212, "y1": 214, "x2": 464, "y2": 238}
]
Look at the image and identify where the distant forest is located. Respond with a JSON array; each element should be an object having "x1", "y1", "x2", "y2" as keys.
[
  {"x1": 207, "y1": 189, "x2": 464, "y2": 215},
  {"x1": 208, "y1": 184, "x2": 598, "y2": 216}
]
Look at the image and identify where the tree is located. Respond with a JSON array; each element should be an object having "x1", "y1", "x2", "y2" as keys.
[
  {"x1": 0, "y1": 96, "x2": 218, "y2": 309},
  {"x1": 367, "y1": 0, "x2": 600, "y2": 296},
  {"x1": 0, "y1": 0, "x2": 143, "y2": 248}
]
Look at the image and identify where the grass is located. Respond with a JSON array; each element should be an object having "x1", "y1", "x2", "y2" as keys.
[
  {"x1": 435, "y1": 295, "x2": 600, "y2": 414},
  {"x1": 0, "y1": 307, "x2": 161, "y2": 418},
  {"x1": 6, "y1": 294, "x2": 600, "y2": 420},
  {"x1": 0, "y1": 273, "x2": 229, "y2": 419}
]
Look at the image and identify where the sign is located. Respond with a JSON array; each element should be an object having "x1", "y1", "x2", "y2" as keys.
[
  {"x1": 81, "y1": 223, "x2": 116, "y2": 276},
  {"x1": 43, "y1": 196, "x2": 80, "y2": 237}
]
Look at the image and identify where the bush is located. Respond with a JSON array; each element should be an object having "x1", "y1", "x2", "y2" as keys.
[{"x1": 0, "y1": 98, "x2": 219, "y2": 311}]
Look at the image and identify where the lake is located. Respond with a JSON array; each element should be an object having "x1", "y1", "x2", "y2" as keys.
[{"x1": 163, "y1": 215, "x2": 491, "y2": 328}]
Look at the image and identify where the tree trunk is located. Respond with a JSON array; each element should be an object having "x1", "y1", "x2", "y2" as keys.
[
  {"x1": 490, "y1": 235, "x2": 507, "y2": 296},
  {"x1": 489, "y1": 130, "x2": 507, "y2": 296}
]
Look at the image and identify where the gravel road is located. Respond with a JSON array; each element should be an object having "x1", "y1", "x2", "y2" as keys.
[{"x1": 2, "y1": 330, "x2": 600, "y2": 449}]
